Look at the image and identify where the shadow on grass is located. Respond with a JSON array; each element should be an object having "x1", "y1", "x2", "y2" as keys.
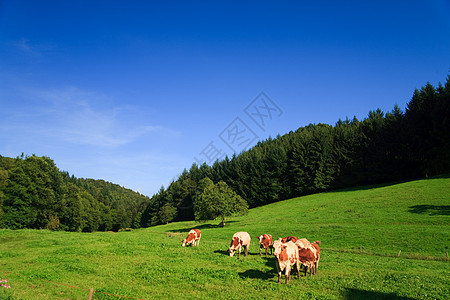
[
  {"x1": 262, "y1": 256, "x2": 277, "y2": 268},
  {"x1": 343, "y1": 288, "x2": 415, "y2": 300},
  {"x1": 238, "y1": 269, "x2": 274, "y2": 280},
  {"x1": 213, "y1": 249, "x2": 262, "y2": 258},
  {"x1": 334, "y1": 174, "x2": 450, "y2": 194},
  {"x1": 408, "y1": 205, "x2": 450, "y2": 216},
  {"x1": 334, "y1": 180, "x2": 408, "y2": 193},
  {"x1": 214, "y1": 249, "x2": 229, "y2": 256}
]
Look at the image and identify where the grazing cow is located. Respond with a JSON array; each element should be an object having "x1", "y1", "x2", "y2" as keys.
[
  {"x1": 257, "y1": 234, "x2": 273, "y2": 257},
  {"x1": 295, "y1": 239, "x2": 318, "y2": 276},
  {"x1": 228, "y1": 232, "x2": 251, "y2": 258},
  {"x1": 181, "y1": 229, "x2": 201, "y2": 247},
  {"x1": 273, "y1": 239, "x2": 300, "y2": 284},
  {"x1": 280, "y1": 236, "x2": 298, "y2": 243}
]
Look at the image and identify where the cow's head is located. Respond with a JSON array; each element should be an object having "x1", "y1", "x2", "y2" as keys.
[
  {"x1": 272, "y1": 239, "x2": 283, "y2": 257},
  {"x1": 258, "y1": 234, "x2": 272, "y2": 247},
  {"x1": 228, "y1": 237, "x2": 241, "y2": 257},
  {"x1": 256, "y1": 235, "x2": 262, "y2": 243},
  {"x1": 181, "y1": 239, "x2": 187, "y2": 247}
]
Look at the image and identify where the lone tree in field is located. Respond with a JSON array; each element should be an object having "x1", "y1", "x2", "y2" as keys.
[{"x1": 194, "y1": 178, "x2": 248, "y2": 227}]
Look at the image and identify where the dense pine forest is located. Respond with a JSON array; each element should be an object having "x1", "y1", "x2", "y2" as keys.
[{"x1": 1, "y1": 77, "x2": 449, "y2": 231}]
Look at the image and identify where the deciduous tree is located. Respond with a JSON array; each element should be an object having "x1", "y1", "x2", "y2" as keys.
[{"x1": 194, "y1": 178, "x2": 248, "y2": 227}]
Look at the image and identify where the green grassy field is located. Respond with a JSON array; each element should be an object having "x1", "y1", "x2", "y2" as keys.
[{"x1": 0, "y1": 176, "x2": 449, "y2": 299}]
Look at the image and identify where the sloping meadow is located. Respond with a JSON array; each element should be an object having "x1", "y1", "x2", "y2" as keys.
[{"x1": 0, "y1": 176, "x2": 448, "y2": 299}]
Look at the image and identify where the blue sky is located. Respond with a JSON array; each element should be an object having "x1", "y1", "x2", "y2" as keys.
[{"x1": 1, "y1": 1, "x2": 449, "y2": 196}]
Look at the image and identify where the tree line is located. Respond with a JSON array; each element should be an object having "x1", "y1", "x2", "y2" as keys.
[
  {"x1": 0, "y1": 154, "x2": 149, "y2": 231},
  {"x1": 1, "y1": 76, "x2": 449, "y2": 230}
]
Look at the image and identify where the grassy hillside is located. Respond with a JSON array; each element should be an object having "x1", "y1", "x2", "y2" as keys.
[{"x1": 0, "y1": 176, "x2": 448, "y2": 299}]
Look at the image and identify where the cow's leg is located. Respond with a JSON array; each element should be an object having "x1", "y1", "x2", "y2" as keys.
[
  {"x1": 276, "y1": 264, "x2": 281, "y2": 283},
  {"x1": 285, "y1": 267, "x2": 290, "y2": 284},
  {"x1": 297, "y1": 262, "x2": 301, "y2": 278},
  {"x1": 259, "y1": 246, "x2": 262, "y2": 257},
  {"x1": 245, "y1": 245, "x2": 248, "y2": 257}
]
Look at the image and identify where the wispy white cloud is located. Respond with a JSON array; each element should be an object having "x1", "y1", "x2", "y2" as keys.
[
  {"x1": 14, "y1": 39, "x2": 33, "y2": 53},
  {"x1": 9, "y1": 86, "x2": 179, "y2": 147},
  {"x1": 11, "y1": 38, "x2": 54, "y2": 58},
  {"x1": 0, "y1": 85, "x2": 186, "y2": 195}
]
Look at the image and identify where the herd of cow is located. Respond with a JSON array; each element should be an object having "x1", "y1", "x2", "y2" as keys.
[{"x1": 181, "y1": 229, "x2": 321, "y2": 284}]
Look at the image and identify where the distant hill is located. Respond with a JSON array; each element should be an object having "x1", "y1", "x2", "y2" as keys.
[{"x1": 0, "y1": 154, "x2": 149, "y2": 231}]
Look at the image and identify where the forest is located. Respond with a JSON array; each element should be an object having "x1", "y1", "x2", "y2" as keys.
[
  {"x1": 1, "y1": 76, "x2": 449, "y2": 231},
  {"x1": 0, "y1": 155, "x2": 148, "y2": 231}
]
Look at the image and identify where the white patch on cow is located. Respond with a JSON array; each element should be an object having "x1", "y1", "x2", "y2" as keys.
[{"x1": 228, "y1": 232, "x2": 251, "y2": 258}]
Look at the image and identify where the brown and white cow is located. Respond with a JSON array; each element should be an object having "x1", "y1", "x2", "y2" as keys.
[
  {"x1": 228, "y1": 232, "x2": 251, "y2": 258},
  {"x1": 181, "y1": 229, "x2": 201, "y2": 247},
  {"x1": 295, "y1": 239, "x2": 318, "y2": 276},
  {"x1": 280, "y1": 236, "x2": 298, "y2": 243},
  {"x1": 273, "y1": 239, "x2": 300, "y2": 284},
  {"x1": 257, "y1": 234, "x2": 273, "y2": 257}
]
